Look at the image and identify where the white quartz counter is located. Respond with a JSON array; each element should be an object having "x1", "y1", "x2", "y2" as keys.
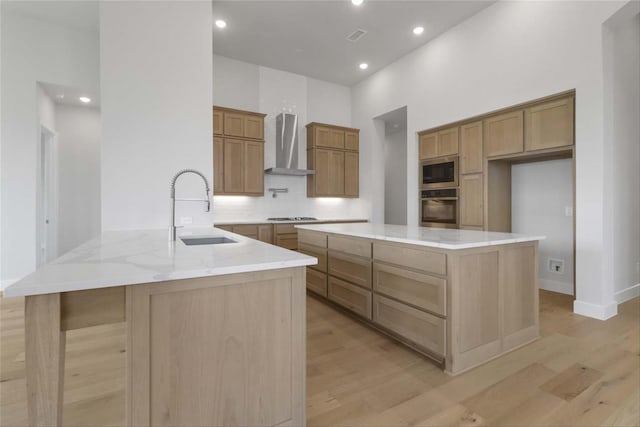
[
  {"x1": 4, "y1": 228, "x2": 316, "y2": 297},
  {"x1": 296, "y1": 223, "x2": 545, "y2": 250},
  {"x1": 214, "y1": 218, "x2": 368, "y2": 225}
]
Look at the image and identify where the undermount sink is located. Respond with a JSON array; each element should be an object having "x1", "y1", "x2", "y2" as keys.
[{"x1": 180, "y1": 236, "x2": 237, "y2": 246}]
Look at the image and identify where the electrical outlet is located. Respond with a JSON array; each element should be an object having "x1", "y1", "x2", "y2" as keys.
[
  {"x1": 548, "y1": 258, "x2": 565, "y2": 274},
  {"x1": 564, "y1": 206, "x2": 573, "y2": 217},
  {"x1": 180, "y1": 216, "x2": 193, "y2": 225}
]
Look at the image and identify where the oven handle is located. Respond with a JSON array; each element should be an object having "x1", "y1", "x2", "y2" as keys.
[{"x1": 422, "y1": 197, "x2": 459, "y2": 201}]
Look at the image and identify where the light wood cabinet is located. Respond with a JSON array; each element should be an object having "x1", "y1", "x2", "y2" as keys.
[
  {"x1": 307, "y1": 122, "x2": 360, "y2": 198},
  {"x1": 418, "y1": 127, "x2": 459, "y2": 160},
  {"x1": 460, "y1": 173, "x2": 484, "y2": 228},
  {"x1": 525, "y1": 97, "x2": 574, "y2": 152},
  {"x1": 307, "y1": 269, "x2": 328, "y2": 297},
  {"x1": 328, "y1": 235, "x2": 372, "y2": 258},
  {"x1": 328, "y1": 276, "x2": 372, "y2": 319},
  {"x1": 328, "y1": 251, "x2": 372, "y2": 289},
  {"x1": 213, "y1": 106, "x2": 266, "y2": 196},
  {"x1": 484, "y1": 110, "x2": 524, "y2": 157},
  {"x1": 460, "y1": 121, "x2": 483, "y2": 174},
  {"x1": 373, "y1": 241, "x2": 446, "y2": 276},
  {"x1": 257, "y1": 225, "x2": 272, "y2": 244},
  {"x1": 233, "y1": 224, "x2": 259, "y2": 239},
  {"x1": 299, "y1": 243, "x2": 327, "y2": 272}
]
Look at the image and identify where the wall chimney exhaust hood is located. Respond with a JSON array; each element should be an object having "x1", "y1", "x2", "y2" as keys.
[{"x1": 265, "y1": 112, "x2": 315, "y2": 176}]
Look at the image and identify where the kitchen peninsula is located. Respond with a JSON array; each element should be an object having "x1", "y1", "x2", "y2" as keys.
[
  {"x1": 4, "y1": 228, "x2": 316, "y2": 427},
  {"x1": 296, "y1": 223, "x2": 545, "y2": 375}
]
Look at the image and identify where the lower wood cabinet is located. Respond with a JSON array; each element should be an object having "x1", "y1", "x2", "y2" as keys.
[
  {"x1": 373, "y1": 241, "x2": 446, "y2": 276},
  {"x1": 327, "y1": 276, "x2": 372, "y2": 320},
  {"x1": 298, "y1": 243, "x2": 327, "y2": 272},
  {"x1": 460, "y1": 173, "x2": 484, "y2": 228},
  {"x1": 275, "y1": 233, "x2": 298, "y2": 250},
  {"x1": 328, "y1": 251, "x2": 371, "y2": 289},
  {"x1": 373, "y1": 294, "x2": 446, "y2": 357},
  {"x1": 306, "y1": 268, "x2": 327, "y2": 297}
]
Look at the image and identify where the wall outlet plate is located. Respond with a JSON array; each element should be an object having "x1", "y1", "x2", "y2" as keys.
[
  {"x1": 548, "y1": 258, "x2": 565, "y2": 274},
  {"x1": 180, "y1": 216, "x2": 193, "y2": 225}
]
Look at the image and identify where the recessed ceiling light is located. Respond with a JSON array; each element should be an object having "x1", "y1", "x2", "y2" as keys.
[
  {"x1": 413, "y1": 26, "x2": 424, "y2": 35},
  {"x1": 352, "y1": 0, "x2": 363, "y2": 6},
  {"x1": 359, "y1": 62, "x2": 368, "y2": 70},
  {"x1": 79, "y1": 96, "x2": 91, "y2": 103},
  {"x1": 215, "y1": 19, "x2": 227, "y2": 29}
]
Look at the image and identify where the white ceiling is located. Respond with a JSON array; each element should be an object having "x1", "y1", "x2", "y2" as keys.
[
  {"x1": 40, "y1": 82, "x2": 100, "y2": 108},
  {"x1": 212, "y1": 0, "x2": 495, "y2": 86},
  {"x1": 1, "y1": 0, "x2": 99, "y2": 33}
]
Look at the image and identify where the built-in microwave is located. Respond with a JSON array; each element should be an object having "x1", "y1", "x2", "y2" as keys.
[
  {"x1": 420, "y1": 156, "x2": 458, "y2": 189},
  {"x1": 420, "y1": 188, "x2": 458, "y2": 229}
]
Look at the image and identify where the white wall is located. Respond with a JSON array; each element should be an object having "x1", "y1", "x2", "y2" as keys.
[
  {"x1": 0, "y1": 8, "x2": 99, "y2": 287},
  {"x1": 55, "y1": 105, "x2": 101, "y2": 254},
  {"x1": 212, "y1": 54, "x2": 368, "y2": 221},
  {"x1": 384, "y1": 128, "x2": 407, "y2": 225},
  {"x1": 351, "y1": 0, "x2": 627, "y2": 319},
  {"x1": 512, "y1": 160, "x2": 574, "y2": 295},
  {"x1": 100, "y1": 1, "x2": 213, "y2": 231},
  {"x1": 606, "y1": 9, "x2": 640, "y2": 302}
]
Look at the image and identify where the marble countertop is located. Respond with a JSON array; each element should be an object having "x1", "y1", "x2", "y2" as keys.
[
  {"x1": 295, "y1": 223, "x2": 545, "y2": 250},
  {"x1": 214, "y1": 218, "x2": 368, "y2": 225},
  {"x1": 4, "y1": 228, "x2": 316, "y2": 297}
]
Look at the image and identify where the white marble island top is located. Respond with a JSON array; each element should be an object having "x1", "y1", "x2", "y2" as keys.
[
  {"x1": 4, "y1": 228, "x2": 316, "y2": 297},
  {"x1": 296, "y1": 223, "x2": 545, "y2": 250}
]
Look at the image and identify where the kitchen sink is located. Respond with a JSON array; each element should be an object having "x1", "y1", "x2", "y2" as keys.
[{"x1": 180, "y1": 236, "x2": 237, "y2": 246}]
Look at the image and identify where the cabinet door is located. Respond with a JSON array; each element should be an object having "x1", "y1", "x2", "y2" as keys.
[
  {"x1": 460, "y1": 121, "x2": 483, "y2": 174},
  {"x1": 213, "y1": 137, "x2": 224, "y2": 194},
  {"x1": 224, "y1": 112, "x2": 244, "y2": 137},
  {"x1": 313, "y1": 149, "x2": 330, "y2": 196},
  {"x1": 327, "y1": 276, "x2": 372, "y2": 319},
  {"x1": 244, "y1": 115, "x2": 264, "y2": 140},
  {"x1": 233, "y1": 224, "x2": 258, "y2": 239},
  {"x1": 484, "y1": 110, "x2": 523, "y2": 157},
  {"x1": 258, "y1": 224, "x2": 272, "y2": 244},
  {"x1": 460, "y1": 173, "x2": 484, "y2": 227},
  {"x1": 525, "y1": 97, "x2": 574, "y2": 152},
  {"x1": 344, "y1": 151, "x2": 359, "y2": 197},
  {"x1": 345, "y1": 131, "x2": 359, "y2": 151},
  {"x1": 328, "y1": 150, "x2": 345, "y2": 196},
  {"x1": 437, "y1": 127, "x2": 459, "y2": 156},
  {"x1": 243, "y1": 141, "x2": 264, "y2": 194},
  {"x1": 329, "y1": 129, "x2": 345, "y2": 149},
  {"x1": 314, "y1": 127, "x2": 332, "y2": 148},
  {"x1": 213, "y1": 110, "x2": 224, "y2": 135},
  {"x1": 328, "y1": 251, "x2": 372, "y2": 289},
  {"x1": 307, "y1": 269, "x2": 327, "y2": 297},
  {"x1": 419, "y1": 132, "x2": 438, "y2": 160},
  {"x1": 223, "y1": 139, "x2": 244, "y2": 193}
]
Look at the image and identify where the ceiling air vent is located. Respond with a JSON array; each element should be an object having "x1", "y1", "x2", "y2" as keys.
[{"x1": 346, "y1": 28, "x2": 368, "y2": 42}]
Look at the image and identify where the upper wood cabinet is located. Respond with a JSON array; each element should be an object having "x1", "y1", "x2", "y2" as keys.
[
  {"x1": 419, "y1": 127, "x2": 459, "y2": 160},
  {"x1": 460, "y1": 173, "x2": 484, "y2": 228},
  {"x1": 460, "y1": 121, "x2": 483, "y2": 174},
  {"x1": 483, "y1": 110, "x2": 524, "y2": 157},
  {"x1": 525, "y1": 97, "x2": 574, "y2": 152},
  {"x1": 213, "y1": 106, "x2": 266, "y2": 196},
  {"x1": 307, "y1": 122, "x2": 360, "y2": 198}
]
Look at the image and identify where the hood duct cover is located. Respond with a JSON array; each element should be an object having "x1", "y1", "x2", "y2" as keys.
[{"x1": 265, "y1": 112, "x2": 315, "y2": 176}]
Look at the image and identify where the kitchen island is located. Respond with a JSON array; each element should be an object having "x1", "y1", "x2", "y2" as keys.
[
  {"x1": 4, "y1": 228, "x2": 316, "y2": 427},
  {"x1": 296, "y1": 223, "x2": 545, "y2": 375}
]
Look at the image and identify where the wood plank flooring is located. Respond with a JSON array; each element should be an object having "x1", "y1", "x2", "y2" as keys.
[{"x1": 1, "y1": 290, "x2": 638, "y2": 426}]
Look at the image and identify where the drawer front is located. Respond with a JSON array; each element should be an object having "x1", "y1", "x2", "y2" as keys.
[
  {"x1": 299, "y1": 243, "x2": 327, "y2": 272},
  {"x1": 328, "y1": 235, "x2": 371, "y2": 259},
  {"x1": 373, "y1": 263, "x2": 446, "y2": 317},
  {"x1": 328, "y1": 277, "x2": 372, "y2": 320},
  {"x1": 275, "y1": 223, "x2": 297, "y2": 234},
  {"x1": 373, "y1": 294, "x2": 445, "y2": 356},
  {"x1": 306, "y1": 269, "x2": 327, "y2": 297},
  {"x1": 233, "y1": 224, "x2": 259, "y2": 238},
  {"x1": 275, "y1": 233, "x2": 298, "y2": 250},
  {"x1": 373, "y1": 242, "x2": 446, "y2": 276},
  {"x1": 328, "y1": 251, "x2": 372, "y2": 289},
  {"x1": 298, "y1": 230, "x2": 327, "y2": 248},
  {"x1": 216, "y1": 225, "x2": 234, "y2": 232}
]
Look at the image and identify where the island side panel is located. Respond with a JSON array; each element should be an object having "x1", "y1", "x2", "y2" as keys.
[{"x1": 126, "y1": 268, "x2": 306, "y2": 427}]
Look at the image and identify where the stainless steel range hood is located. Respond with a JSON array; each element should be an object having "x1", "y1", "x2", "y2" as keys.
[{"x1": 265, "y1": 112, "x2": 315, "y2": 176}]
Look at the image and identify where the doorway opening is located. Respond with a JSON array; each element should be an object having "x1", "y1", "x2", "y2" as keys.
[
  {"x1": 37, "y1": 125, "x2": 58, "y2": 266},
  {"x1": 375, "y1": 107, "x2": 408, "y2": 225}
]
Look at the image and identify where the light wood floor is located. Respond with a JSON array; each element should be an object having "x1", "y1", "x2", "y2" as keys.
[{"x1": 1, "y1": 291, "x2": 638, "y2": 426}]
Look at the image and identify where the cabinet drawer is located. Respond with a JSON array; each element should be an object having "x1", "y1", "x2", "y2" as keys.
[
  {"x1": 328, "y1": 251, "x2": 372, "y2": 289},
  {"x1": 298, "y1": 230, "x2": 327, "y2": 248},
  {"x1": 275, "y1": 233, "x2": 297, "y2": 250},
  {"x1": 328, "y1": 277, "x2": 372, "y2": 320},
  {"x1": 373, "y1": 263, "x2": 446, "y2": 317},
  {"x1": 373, "y1": 242, "x2": 446, "y2": 276},
  {"x1": 216, "y1": 225, "x2": 234, "y2": 232},
  {"x1": 233, "y1": 224, "x2": 258, "y2": 238},
  {"x1": 373, "y1": 294, "x2": 445, "y2": 356},
  {"x1": 299, "y1": 243, "x2": 327, "y2": 272},
  {"x1": 345, "y1": 131, "x2": 359, "y2": 151},
  {"x1": 275, "y1": 223, "x2": 297, "y2": 234},
  {"x1": 328, "y1": 235, "x2": 371, "y2": 258},
  {"x1": 307, "y1": 269, "x2": 327, "y2": 297}
]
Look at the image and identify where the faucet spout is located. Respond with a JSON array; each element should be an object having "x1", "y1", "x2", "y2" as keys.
[{"x1": 169, "y1": 169, "x2": 211, "y2": 241}]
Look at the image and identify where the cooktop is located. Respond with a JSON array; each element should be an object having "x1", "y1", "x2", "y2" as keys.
[{"x1": 267, "y1": 217, "x2": 318, "y2": 222}]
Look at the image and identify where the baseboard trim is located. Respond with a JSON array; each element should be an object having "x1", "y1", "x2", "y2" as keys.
[
  {"x1": 573, "y1": 299, "x2": 618, "y2": 320},
  {"x1": 0, "y1": 278, "x2": 18, "y2": 292},
  {"x1": 539, "y1": 278, "x2": 573, "y2": 295},
  {"x1": 614, "y1": 283, "x2": 640, "y2": 304}
]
